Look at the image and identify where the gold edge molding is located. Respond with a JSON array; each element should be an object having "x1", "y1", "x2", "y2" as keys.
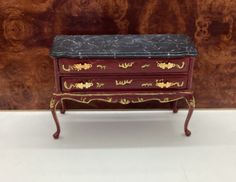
[
  {"x1": 53, "y1": 91, "x2": 193, "y2": 97},
  {"x1": 61, "y1": 97, "x2": 113, "y2": 104},
  {"x1": 131, "y1": 97, "x2": 184, "y2": 104},
  {"x1": 58, "y1": 97, "x2": 184, "y2": 105}
]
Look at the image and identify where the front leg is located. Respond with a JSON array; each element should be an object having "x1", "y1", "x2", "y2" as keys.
[
  {"x1": 60, "y1": 99, "x2": 66, "y2": 114},
  {"x1": 184, "y1": 95, "x2": 195, "y2": 137},
  {"x1": 50, "y1": 96, "x2": 61, "y2": 139}
]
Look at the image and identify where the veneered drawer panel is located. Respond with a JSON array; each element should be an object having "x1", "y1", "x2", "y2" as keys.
[
  {"x1": 61, "y1": 76, "x2": 188, "y2": 92},
  {"x1": 58, "y1": 58, "x2": 190, "y2": 74}
]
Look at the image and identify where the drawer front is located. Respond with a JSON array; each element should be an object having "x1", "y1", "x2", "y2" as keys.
[
  {"x1": 58, "y1": 58, "x2": 190, "y2": 74},
  {"x1": 61, "y1": 76, "x2": 188, "y2": 92}
]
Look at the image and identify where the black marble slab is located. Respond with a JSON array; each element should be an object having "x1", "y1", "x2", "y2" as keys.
[{"x1": 51, "y1": 34, "x2": 198, "y2": 59}]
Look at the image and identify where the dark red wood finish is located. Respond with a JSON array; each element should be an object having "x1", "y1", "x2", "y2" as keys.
[
  {"x1": 58, "y1": 58, "x2": 190, "y2": 74},
  {"x1": 61, "y1": 76, "x2": 188, "y2": 92},
  {"x1": 50, "y1": 57, "x2": 196, "y2": 139}
]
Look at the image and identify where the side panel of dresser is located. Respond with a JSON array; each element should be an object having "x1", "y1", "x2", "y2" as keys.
[
  {"x1": 187, "y1": 57, "x2": 195, "y2": 89},
  {"x1": 53, "y1": 58, "x2": 61, "y2": 93}
]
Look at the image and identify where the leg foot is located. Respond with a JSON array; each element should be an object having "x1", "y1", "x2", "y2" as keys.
[
  {"x1": 53, "y1": 131, "x2": 60, "y2": 139},
  {"x1": 184, "y1": 95, "x2": 195, "y2": 137},
  {"x1": 50, "y1": 97, "x2": 61, "y2": 139},
  {"x1": 185, "y1": 129, "x2": 191, "y2": 137}
]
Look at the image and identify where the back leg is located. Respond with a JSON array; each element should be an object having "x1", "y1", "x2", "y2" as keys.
[{"x1": 171, "y1": 100, "x2": 178, "y2": 113}]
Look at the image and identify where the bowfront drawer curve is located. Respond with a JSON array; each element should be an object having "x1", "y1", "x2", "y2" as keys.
[
  {"x1": 61, "y1": 76, "x2": 188, "y2": 92},
  {"x1": 58, "y1": 58, "x2": 190, "y2": 74}
]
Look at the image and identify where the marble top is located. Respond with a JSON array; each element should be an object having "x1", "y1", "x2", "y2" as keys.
[{"x1": 51, "y1": 34, "x2": 198, "y2": 59}]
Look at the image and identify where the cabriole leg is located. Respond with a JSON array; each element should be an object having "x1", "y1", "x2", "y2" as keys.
[
  {"x1": 184, "y1": 95, "x2": 195, "y2": 137},
  {"x1": 50, "y1": 96, "x2": 61, "y2": 139},
  {"x1": 60, "y1": 99, "x2": 66, "y2": 114},
  {"x1": 171, "y1": 100, "x2": 178, "y2": 113}
]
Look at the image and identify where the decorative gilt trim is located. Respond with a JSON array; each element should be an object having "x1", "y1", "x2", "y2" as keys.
[
  {"x1": 155, "y1": 81, "x2": 184, "y2": 88},
  {"x1": 97, "y1": 65, "x2": 106, "y2": 70},
  {"x1": 53, "y1": 91, "x2": 193, "y2": 97},
  {"x1": 61, "y1": 97, "x2": 113, "y2": 104},
  {"x1": 141, "y1": 64, "x2": 150, "y2": 69},
  {"x1": 96, "y1": 82, "x2": 105, "y2": 88},
  {"x1": 118, "y1": 62, "x2": 134, "y2": 69},
  {"x1": 132, "y1": 97, "x2": 183, "y2": 104},
  {"x1": 141, "y1": 83, "x2": 153, "y2": 87},
  {"x1": 50, "y1": 98, "x2": 56, "y2": 109},
  {"x1": 62, "y1": 63, "x2": 92, "y2": 72},
  {"x1": 119, "y1": 98, "x2": 131, "y2": 105},
  {"x1": 64, "y1": 81, "x2": 93, "y2": 90},
  {"x1": 115, "y1": 80, "x2": 133, "y2": 86},
  {"x1": 188, "y1": 96, "x2": 196, "y2": 108},
  {"x1": 50, "y1": 98, "x2": 60, "y2": 112},
  {"x1": 156, "y1": 61, "x2": 185, "y2": 70},
  {"x1": 60, "y1": 97, "x2": 184, "y2": 105}
]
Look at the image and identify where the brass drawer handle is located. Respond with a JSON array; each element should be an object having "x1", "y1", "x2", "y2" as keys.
[
  {"x1": 156, "y1": 61, "x2": 185, "y2": 70},
  {"x1": 62, "y1": 63, "x2": 92, "y2": 72},
  {"x1": 156, "y1": 81, "x2": 184, "y2": 88},
  {"x1": 118, "y1": 62, "x2": 134, "y2": 69},
  {"x1": 64, "y1": 81, "x2": 93, "y2": 90}
]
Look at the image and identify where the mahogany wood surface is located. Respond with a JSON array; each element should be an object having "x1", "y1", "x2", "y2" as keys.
[{"x1": 58, "y1": 58, "x2": 190, "y2": 74}]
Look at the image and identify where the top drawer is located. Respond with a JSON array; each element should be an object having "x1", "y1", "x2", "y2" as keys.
[{"x1": 58, "y1": 58, "x2": 190, "y2": 74}]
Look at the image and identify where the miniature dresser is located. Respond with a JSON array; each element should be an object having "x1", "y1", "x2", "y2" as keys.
[{"x1": 50, "y1": 34, "x2": 198, "y2": 139}]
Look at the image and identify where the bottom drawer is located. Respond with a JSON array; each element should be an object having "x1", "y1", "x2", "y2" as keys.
[{"x1": 61, "y1": 76, "x2": 188, "y2": 92}]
